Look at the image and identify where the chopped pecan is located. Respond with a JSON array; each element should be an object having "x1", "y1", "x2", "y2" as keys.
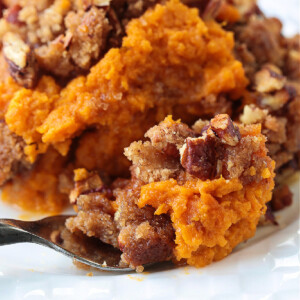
[
  {"x1": 180, "y1": 136, "x2": 218, "y2": 180},
  {"x1": 84, "y1": 0, "x2": 111, "y2": 10},
  {"x1": 202, "y1": 0, "x2": 223, "y2": 20},
  {"x1": 254, "y1": 64, "x2": 286, "y2": 93},
  {"x1": 209, "y1": 114, "x2": 241, "y2": 146},
  {"x1": 0, "y1": 121, "x2": 30, "y2": 185},
  {"x1": 145, "y1": 118, "x2": 195, "y2": 151},
  {"x1": 240, "y1": 104, "x2": 268, "y2": 125},
  {"x1": 260, "y1": 88, "x2": 290, "y2": 111},
  {"x1": 69, "y1": 170, "x2": 104, "y2": 204},
  {"x1": 5, "y1": 4, "x2": 23, "y2": 25},
  {"x1": 107, "y1": 7, "x2": 124, "y2": 48},
  {"x1": 192, "y1": 119, "x2": 210, "y2": 134},
  {"x1": 234, "y1": 42, "x2": 257, "y2": 79},
  {"x1": 180, "y1": 114, "x2": 242, "y2": 180},
  {"x1": 3, "y1": 33, "x2": 38, "y2": 88}
]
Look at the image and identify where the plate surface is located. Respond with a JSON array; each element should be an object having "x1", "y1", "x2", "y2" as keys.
[{"x1": 0, "y1": 1, "x2": 299, "y2": 299}]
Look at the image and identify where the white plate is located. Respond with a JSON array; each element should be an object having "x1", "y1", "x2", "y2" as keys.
[
  {"x1": 0, "y1": 173, "x2": 299, "y2": 300},
  {"x1": 0, "y1": 1, "x2": 299, "y2": 299}
]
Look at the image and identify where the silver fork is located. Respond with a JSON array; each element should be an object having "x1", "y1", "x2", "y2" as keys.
[{"x1": 0, "y1": 215, "x2": 133, "y2": 272}]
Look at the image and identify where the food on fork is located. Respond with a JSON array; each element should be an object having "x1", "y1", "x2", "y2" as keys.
[{"x1": 66, "y1": 114, "x2": 275, "y2": 270}]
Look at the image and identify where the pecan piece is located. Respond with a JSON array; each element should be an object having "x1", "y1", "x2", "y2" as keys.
[
  {"x1": 107, "y1": 7, "x2": 124, "y2": 48},
  {"x1": 69, "y1": 169, "x2": 105, "y2": 204},
  {"x1": 209, "y1": 114, "x2": 241, "y2": 146},
  {"x1": 260, "y1": 88, "x2": 290, "y2": 111},
  {"x1": 5, "y1": 4, "x2": 23, "y2": 25},
  {"x1": 254, "y1": 64, "x2": 286, "y2": 93},
  {"x1": 240, "y1": 104, "x2": 268, "y2": 125},
  {"x1": 180, "y1": 114, "x2": 241, "y2": 180},
  {"x1": 84, "y1": 0, "x2": 111, "y2": 10},
  {"x1": 202, "y1": 0, "x2": 223, "y2": 20},
  {"x1": 180, "y1": 136, "x2": 218, "y2": 180},
  {"x1": 192, "y1": 119, "x2": 210, "y2": 134},
  {"x1": 3, "y1": 33, "x2": 38, "y2": 88}
]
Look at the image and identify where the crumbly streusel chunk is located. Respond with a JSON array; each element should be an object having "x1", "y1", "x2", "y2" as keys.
[
  {"x1": 66, "y1": 170, "x2": 175, "y2": 269},
  {"x1": 0, "y1": 0, "x2": 165, "y2": 81},
  {"x1": 0, "y1": 121, "x2": 29, "y2": 184}
]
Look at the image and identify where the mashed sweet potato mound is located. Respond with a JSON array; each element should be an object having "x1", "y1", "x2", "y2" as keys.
[
  {"x1": 136, "y1": 116, "x2": 275, "y2": 267},
  {"x1": 139, "y1": 176, "x2": 274, "y2": 267},
  {"x1": 2, "y1": 0, "x2": 247, "y2": 162},
  {"x1": 0, "y1": 0, "x2": 250, "y2": 213}
]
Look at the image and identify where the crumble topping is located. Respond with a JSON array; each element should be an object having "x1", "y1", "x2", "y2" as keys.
[
  {"x1": 2, "y1": 32, "x2": 38, "y2": 88},
  {"x1": 254, "y1": 64, "x2": 286, "y2": 93},
  {"x1": 0, "y1": 121, "x2": 29, "y2": 185}
]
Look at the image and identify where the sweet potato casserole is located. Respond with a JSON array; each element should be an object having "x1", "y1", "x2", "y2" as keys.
[{"x1": 0, "y1": 0, "x2": 299, "y2": 271}]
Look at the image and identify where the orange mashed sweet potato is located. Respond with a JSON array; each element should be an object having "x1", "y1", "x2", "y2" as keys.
[
  {"x1": 1, "y1": 0, "x2": 247, "y2": 163},
  {"x1": 139, "y1": 171, "x2": 275, "y2": 267},
  {"x1": 0, "y1": 0, "x2": 248, "y2": 213},
  {"x1": 137, "y1": 120, "x2": 276, "y2": 267},
  {"x1": 1, "y1": 147, "x2": 71, "y2": 213}
]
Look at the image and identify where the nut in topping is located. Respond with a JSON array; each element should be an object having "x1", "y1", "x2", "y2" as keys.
[
  {"x1": 240, "y1": 104, "x2": 268, "y2": 125},
  {"x1": 94, "y1": 0, "x2": 111, "y2": 6},
  {"x1": 209, "y1": 114, "x2": 241, "y2": 146},
  {"x1": 3, "y1": 33, "x2": 38, "y2": 88},
  {"x1": 180, "y1": 114, "x2": 240, "y2": 180},
  {"x1": 254, "y1": 64, "x2": 286, "y2": 93},
  {"x1": 202, "y1": 0, "x2": 223, "y2": 20},
  {"x1": 5, "y1": 4, "x2": 23, "y2": 25},
  {"x1": 84, "y1": 0, "x2": 111, "y2": 10},
  {"x1": 180, "y1": 136, "x2": 217, "y2": 180}
]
